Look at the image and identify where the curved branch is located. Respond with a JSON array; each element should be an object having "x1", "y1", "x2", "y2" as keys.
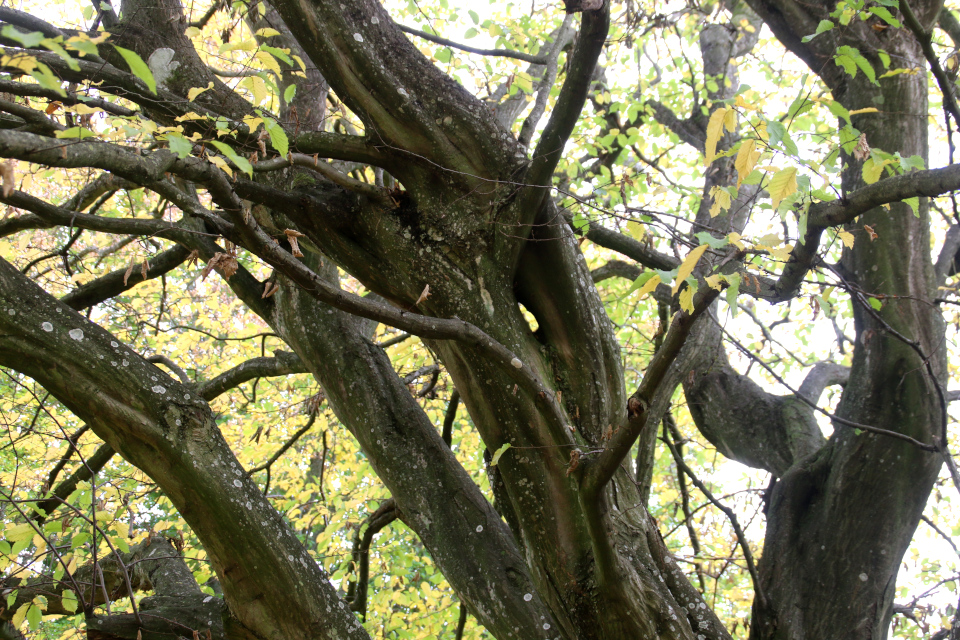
[
  {"x1": 398, "y1": 24, "x2": 549, "y2": 64},
  {"x1": 526, "y1": 5, "x2": 610, "y2": 190},
  {"x1": 61, "y1": 245, "x2": 191, "y2": 310},
  {"x1": 777, "y1": 163, "x2": 960, "y2": 300},
  {"x1": 197, "y1": 351, "x2": 308, "y2": 401}
]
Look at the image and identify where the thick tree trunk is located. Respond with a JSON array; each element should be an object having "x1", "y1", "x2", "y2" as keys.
[{"x1": 741, "y1": 2, "x2": 947, "y2": 638}]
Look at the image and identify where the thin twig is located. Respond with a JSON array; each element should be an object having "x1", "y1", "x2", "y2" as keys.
[{"x1": 661, "y1": 426, "x2": 767, "y2": 609}]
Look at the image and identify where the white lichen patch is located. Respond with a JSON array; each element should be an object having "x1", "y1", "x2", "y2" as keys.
[
  {"x1": 152, "y1": 385, "x2": 167, "y2": 394},
  {"x1": 475, "y1": 525, "x2": 483, "y2": 533},
  {"x1": 510, "y1": 357, "x2": 522, "y2": 369},
  {"x1": 398, "y1": 87, "x2": 409, "y2": 97},
  {"x1": 41, "y1": 322, "x2": 53, "y2": 332},
  {"x1": 68, "y1": 329, "x2": 83, "y2": 341},
  {"x1": 353, "y1": 33, "x2": 363, "y2": 42}
]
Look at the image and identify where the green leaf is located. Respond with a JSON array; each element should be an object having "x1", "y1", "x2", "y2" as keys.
[
  {"x1": 283, "y1": 83, "x2": 297, "y2": 104},
  {"x1": 30, "y1": 62, "x2": 66, "y2": 96},
  {"x1": 1, "y1": 25, "x2": 44, "y2": 48},
  {"x1": 834, "y1": 54, "x2": 858, "y2": 78},
  {"x1": 261, "y1": 116, "x2": 289, "y2": 158},
  {"x1": 6, "y1": 590, "x2": 17, "y2": 609},
  {"x1": 163, "y1": 132, "x2": 193, "y2": 159},
  {"x1": 4, "y1": 523, "x2": 34, "y2": 543},
  {"x1": 469, "y1": 10, "x2": 479, "y2": 24},
  {"x1": 802, "y1": 19, "x2": 834, "y2": 42},
  {"x1": 869, "y1": 6, "x2": 901, "y2": 27},
  {"x1": 43, "y1": 521, "x2": 62, "y2": 534},
  {"x1": 26, "y1": 603, "x2": 41, "y2": 630},
  {"x1": 464, "y1": 27, "x2": 478, "y2": 39},
  {"x1": 695, "y1": 231, "x2": 728, "y2": 249},
  {"x1": 61, "y1": 590, "x2": 78, "y2": 614},
  {"x1": 905, "y1": 197, "x2": 920, "y2": 217},
  {"x1": 54, "y1": 127, "x2": 96, "y2": 140},
  {"x1": 114, "y1": 46, "x2": 157, "y2": 94},
  {"x1": 868, "y1": 297, "x2": 883, "y2": 310},
  {"x1": 766, "y1": 120, "x2": 786, "y2": 147},
  {"x1": 725, "y1": 273, "x2": 741, "y2": 315},
  {"x1": 853, "y1": 55, "x2": 877, "y2": 85},
  {"x1": 571, "y1": 212, "x2": 589, "y2": 232},
  {"x1": 490, "y1": 443, "x2": 511, "y2": 466},
  {"x1": 208, "y1": 140, "x2": 253, "y2": 177},
  {"x1": 826, "y1": 100, "x2": 850, "y2": 124},
  {"x1": 41, "y1": 38, "x2": 79, "y2": 71},
  {"x1": 897, "y1": 153, "x2": 925, "y2": 172}
]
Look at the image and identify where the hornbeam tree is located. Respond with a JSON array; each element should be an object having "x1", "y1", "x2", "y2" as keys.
[{"x1": 0, "y1": 0, "x2": 959, "y2": 638}]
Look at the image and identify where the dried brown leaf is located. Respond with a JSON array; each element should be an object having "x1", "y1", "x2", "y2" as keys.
[
  {"x1": 566, "y1": 448, "x2": 581, "y2": 477},
  {"x1": 262, "y1": 281, "x2": 280, "y2": 298},
  {"x1": 0, "y1": 161, "x2": 15, "y2": 197},
  {"x1": 202, "y1": 252, "x2": 239, "y2": 280},
  {"x1": 140, "y1": 260, "x2": 149, "y2": 280},
  {"x1": 415, "y1": 284, "x2": 431, "y2": 306},
  {"x1": 864, "y1": 224, "x2": 878, "y2": 241},
  {"x1": 123, "y1": 259, "x2": 136, "y2": 286},
  {"x1": 284, "y1": 229, "x2": 305, "y2": 258},
  {"x1": 853, "y1": 133, "x2": 871, "y2": 161}
]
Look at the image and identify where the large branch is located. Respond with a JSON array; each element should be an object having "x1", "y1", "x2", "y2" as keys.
[
  {"x1": 526, "y1": 5, "x2": 610, "y2": 191},
  {"x1": 0, "y1": 256, "x2": 370, "y2": 640},
  {"x1": 777, "y1": 163, "x2": 960, "y2": 300}
]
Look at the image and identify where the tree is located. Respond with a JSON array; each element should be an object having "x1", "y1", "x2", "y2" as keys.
[{"x1": 0, "y1": 0, "x2": 958, "y2": 638}]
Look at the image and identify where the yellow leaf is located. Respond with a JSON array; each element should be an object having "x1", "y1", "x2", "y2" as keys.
[
  {"x1": 734, "y1": 94, "x2": 756, "y2": 111},
  {"x1": 678, "y1": 284, "x2": 695, "y2": 313},
  {"x1": 861, "y1": 157, "x2": 890, "y2": 184},
  {"x1": 704, "y1": 107, "x2": 728, "y2": 165},
  {"x1": 769, "y1": 245, "x2": 794, "y2": 261},
  {"x1": 626, "y1": 221, "x2": 645, "y2": 241},
  {"x1": 838, "y1": 229, "x2": 855, "y2": 248},
  {"x1": 242, "y1": 115, "x2": 264, "y2": 131},
  {"x1": 735, "y1": 139, "x2": 761, "y2": 188},
  {"x1": 636, "y1": 274, "x2": 661, "y2": 299},
  {"x1": 848, "y1": 107, "x2": 879, "y2": 116},
  {"x1": 727, "y1": 232, "x2": 745, "y2": 250},
  {"x1": 5, "y1": 523, "x2": 33, "y2": 542},
  {"x1": 255, "y1": 50, "x2": 283, "y2": 77},
  {"x1": 724, "y1": 107, "x2": 737, "y2": 133},
  {"x1": 673, "y1": 244, "x2": 709, "y2": 294},
  {"x1": 208, "y1": 156, "x2": 234, "y2": 177},
  {"x1": 709, "y1": 186, "x2": 731, "y2": 217},
  {"x1": 11, "y1": 603, "x2": 29, "y2": 629},
  {"x1": 255, "y1": 28, "x2": 282, "y2": 38},
  {"x1": 243, "y1": 76, "x2": 268, "y2": 105},
  {"x1": 115, "y1": 522, "x2": 129, "y2": 539},
  {"x1": 705, "y1": 274, "x2": 724, "y2": 290},
  {"x1": 187, "y1": 81, "x2": 214, "y2": 101},
  {"x1": 184, "y1": 27, "x2": 201, "y2": 38},
  {"x1": 768, "y1": 167, "x2": 798, "y2": 209},
  {"x1": 292, "y1": 55, "x2": 307, "y2": 72}
]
